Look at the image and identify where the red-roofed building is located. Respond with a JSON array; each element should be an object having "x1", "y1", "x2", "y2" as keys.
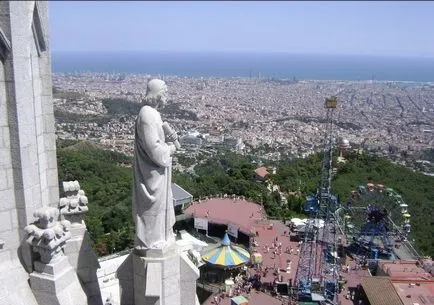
[
  {"x1": 377, "y1": 260, "x2": 432, "y2": 280},
  {"x1": 392, "y1": 281, "x2": 434, "y2": 305},
  {"x1": 359, "y1": 260, "x2": 434, "y2": 305},
  {"x1": 254, "y1": 167, "x2": 269, "y2": 182}
]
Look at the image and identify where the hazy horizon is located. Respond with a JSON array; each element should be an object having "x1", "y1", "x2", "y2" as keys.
[
  {"x1": 51, "y1": 51, "x2": 434, "y2": 82},
  {"x1": 51, "y1": 50, "x2": 434, "y2": 60}
]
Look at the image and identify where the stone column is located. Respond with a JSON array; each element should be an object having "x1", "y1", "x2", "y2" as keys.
[
  {"x1": 25, "y1": 207, "x2": 88, "y2": 305},
  {"x1": 59, "y1": 181, "x2": 103, "y2": 305}
]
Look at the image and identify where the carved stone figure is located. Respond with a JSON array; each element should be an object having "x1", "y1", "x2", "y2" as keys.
[
  {"x1": 24, "y1": 207, "x2": 71, "y2": 264},
  {"x1": 59, "y1": 180, "x2": 89, "y2": 225},
  {"x1": 132, "y1": 79, "x2": 178, "y2": 251},
  {"x1": 25, "y1": 207, "x2": 88, "y2": 305}
]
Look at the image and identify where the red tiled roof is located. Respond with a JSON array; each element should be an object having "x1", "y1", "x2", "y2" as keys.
[
  {"x1": 254, "y1": 167, "x2": 269, "y2": 178},
  {"x1": 392, "y1": 281, "x2": 434, "y2": 305},
  {"x1": 360, "y1": 277, "x2": 404, "y2": 305},
  {"x1": 378, "y1": 260, "x2": 432, "y2": 280},
  {"x1": 185, "y1": 198, "x2": 265, "y2": 234}
]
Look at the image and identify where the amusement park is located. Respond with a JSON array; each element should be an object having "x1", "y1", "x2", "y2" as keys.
[
  {"x1": 97, "y1": 96, "x2": 433, "y2": 305},
  {"x1": 157, "y1": 97, "x2": 431, "y2": 305}
]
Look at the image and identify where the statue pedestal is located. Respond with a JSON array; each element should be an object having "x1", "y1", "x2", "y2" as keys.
[
  {"x1": 29, "y1": 256, "x2": 88, "y2": 305},
  {"x1": 133, "y1": 244, "x2": 181, "y2": 305}
]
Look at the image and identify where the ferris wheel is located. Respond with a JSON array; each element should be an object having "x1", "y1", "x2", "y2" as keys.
[{"x1": 337, "y1": 183, "x2": 411, "y2": 259}]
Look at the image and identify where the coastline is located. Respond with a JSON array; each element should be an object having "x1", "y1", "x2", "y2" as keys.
[{"x1": 51, "y1": 51, "x2": 434, "y2": 82}]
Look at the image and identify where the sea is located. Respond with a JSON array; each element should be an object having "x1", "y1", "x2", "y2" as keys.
[{"x1": 52, "y1": 51, "x2": 434, "y2": 82}]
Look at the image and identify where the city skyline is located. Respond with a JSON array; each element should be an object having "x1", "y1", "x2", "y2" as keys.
[{"x1": 49, "y1": 1, "x2": 434, "y2": 58}]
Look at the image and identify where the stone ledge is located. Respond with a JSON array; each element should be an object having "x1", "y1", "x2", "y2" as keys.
[
  {"x1": 34, "y1": 256, "x2": 70, "y2": 275},
  {"x1": 133, "y1": 241, "x2": 179, "y2": 259}
]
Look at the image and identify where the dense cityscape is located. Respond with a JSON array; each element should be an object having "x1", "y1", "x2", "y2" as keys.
[{"x1": 53, "y1": 72, "x2": 434, "y2": 173}]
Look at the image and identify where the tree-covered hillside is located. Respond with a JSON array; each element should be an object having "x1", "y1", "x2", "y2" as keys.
[
  {"x1": 274, "y1": 152, "x2": 434, "y2": 256},
  {"x1": 332, "y1": 154, "x2": 433, "y2": 255},
  {"x1": 57, "y1": 140, "x2": 433, "y2": 257},
  {"x1": 57, "y1": 139, "x2": 134, "y2": 256}
]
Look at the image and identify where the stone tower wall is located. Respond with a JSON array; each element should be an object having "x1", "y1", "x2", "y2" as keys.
[{"x1": 0, "y1": 1, "x2": 59, "y2": 304}]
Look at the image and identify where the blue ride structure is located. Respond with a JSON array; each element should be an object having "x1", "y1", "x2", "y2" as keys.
[{"x1": 295, "y1": 97, "x2": 340, "y2": 304}]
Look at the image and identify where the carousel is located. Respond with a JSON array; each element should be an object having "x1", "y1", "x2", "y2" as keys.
[{"x1": 200, "y1": 233, "x2": 251, "y2": 284}]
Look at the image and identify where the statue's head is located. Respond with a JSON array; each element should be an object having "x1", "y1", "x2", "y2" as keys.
[{"x1": 143, "y1": 79, "x2": 168, "y2": 108}]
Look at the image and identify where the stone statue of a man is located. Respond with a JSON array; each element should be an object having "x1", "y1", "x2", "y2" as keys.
[{"x1": 132, "y1": 79, "x2": 177, "y2": 251}]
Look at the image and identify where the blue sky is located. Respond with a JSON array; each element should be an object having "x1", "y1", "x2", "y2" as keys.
[{"x1": 49, "y1": 1, "x2": 434, "y2": 57}]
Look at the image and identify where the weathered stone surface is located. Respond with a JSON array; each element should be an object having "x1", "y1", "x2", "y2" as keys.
[
  {"x1": 180, "y1": 252, "x2": 200, "y2": 305},
  {"x1": 29, "y1": 256, "x2": 88, "y2": 305},
  {"x1": 59, "y1": 180, "x2": 103, "y2": 305},
  {"x1": 0, "y1": 1, "x2": 69, "y2": 304},
  {"x1": 132, "y1": 248, "x2": 183, "y2": 305},
  {"x1": 59, "y1": 181, "x2": 89, "y2": 223},
  {"x1": 117, "y1": 253, "x2": 134, "y2": 305},
  {"x1": 0, "y1": 210, "x2": 12, "y2": 232},
  {"x1": 25, "y1": 207, "x2": 71, "y2": 264},
  {"x1": 26, "y1": 209, "x2": 88, "y2": 305},
  {"x1": 0, "y1": 258, "x2": 38, "y2": 305}
]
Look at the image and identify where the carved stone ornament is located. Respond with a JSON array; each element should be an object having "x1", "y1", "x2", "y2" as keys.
[
  {"x1": 24, "y1": 207, "x2": 71, "y2": 264},
  {"x1": 59, "y1": 181, "x2": 89, "y2": 223}
]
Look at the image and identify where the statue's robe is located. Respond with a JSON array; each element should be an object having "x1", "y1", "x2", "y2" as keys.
[{"x1": 132, "y1": 105, "x2": 175, "y2": 249}]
